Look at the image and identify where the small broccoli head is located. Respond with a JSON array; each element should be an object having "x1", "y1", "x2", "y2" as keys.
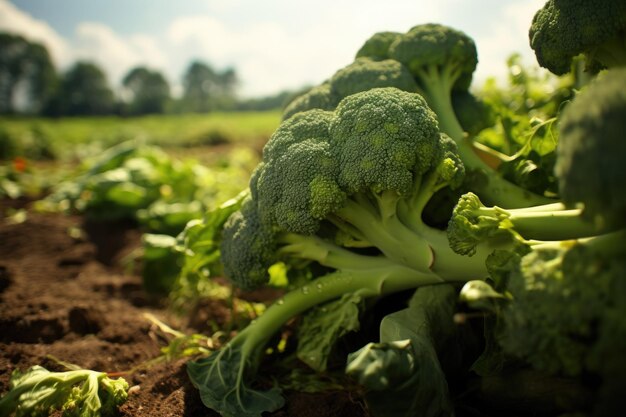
[
  {"x1": 264, "y1": 109, "x2": 335, "y2": 162},
  {"x1": 355, "y1": 31, "x2": 403, "y2": 60},
  {"x1": 529, "y1": 0, "x2": 626, "y2": 75},
  {"x1": 282, "y1": 83, "x2": 339, "y2": 120},
  {"x1": 220, "y1": 198, "x2": 278, "y2": 290},
  {"x1": 329, "y1": 58, "x2": 418, "y2": 100},
  {"x1": 389, "y1": 23, "x2": 478, "y2": 91},
  {"x1": 329, "y1": 87, "x2": 441, "y2": 195},
  {"x1": 447, "y1": 192, "x2": 511, "y2": 256},
  {"x1": 433, "y1": 133, "x2": 465, "y2": 190},
  {"x1": 555, "y1": 68, "x2": 626, "y2": 229},
  {"x1": 254, "y1": 109, "x2": 345, "y2": 234}
]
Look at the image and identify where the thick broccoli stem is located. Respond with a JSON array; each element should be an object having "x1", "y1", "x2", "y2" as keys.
[
  {"x1": 278, "y1": 232, "x2": 402, "y2": 271},
  {"x1": 414, "y1": 65, "x2": 553, "y2": 208},
  {"x1": 334, "y1": 193, "x2": 436, "y2": 272}
]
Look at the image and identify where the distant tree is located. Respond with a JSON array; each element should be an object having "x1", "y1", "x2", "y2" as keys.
[
  {"x1": 121, "y1": 66, "x2": 170, "y2": 115},
  {"x1": 0, "y1": 32, "x2": 56, "y2": 114},
  {"x1": 181, "y1": 60, "x2": 238, "y2": 112},
  {"x1": 46, "y1": 61, "x2": 115, "y2": 116}
]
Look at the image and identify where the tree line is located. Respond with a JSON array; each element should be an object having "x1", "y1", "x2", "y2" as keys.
[{"x1": 0, "y1": 32, "x2": 290, "y2": 117}]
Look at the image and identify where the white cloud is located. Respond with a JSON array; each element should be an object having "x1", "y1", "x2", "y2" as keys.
[
  {"x1": 472, "y1": 0, "x2": 546, "y2": 87},
  {"x1": 0, "y1": 0, "x2": 551, "y2": 97},
  {"x1": 0, "y1": 0, "x2": 71, "y2": 66},
  {"x1": 73, "y1": 23, "x2": 168, "y2": 85}
]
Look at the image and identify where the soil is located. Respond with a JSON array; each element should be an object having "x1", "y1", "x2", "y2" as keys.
[{"x1": 0, "y1": 198, "x2": 368, "y2": 417}]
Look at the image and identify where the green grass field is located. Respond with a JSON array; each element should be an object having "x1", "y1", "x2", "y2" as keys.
[{"x1": 0, "y1": 111, "x2": 282, "y2": 161}]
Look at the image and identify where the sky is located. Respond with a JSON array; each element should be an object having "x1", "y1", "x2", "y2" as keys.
[{"x1": 1, "y1": 0, "x2": 546, "y2": 98}]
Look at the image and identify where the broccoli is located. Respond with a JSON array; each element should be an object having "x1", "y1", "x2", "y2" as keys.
[
  {"x1": 529, "y1": 0, "x2": 626, "y2": 75},
  {"x1": 187, "y1": 88, "x2": 503, "y2": 417},
  {"x1": 386, "y1": 23, "x2": 553, "y2": 208},
  {"x1": 286, "y1": 24, "x2": 557, "y2": 208},
  {"x1": 447, "y1": 192, "x2": 609, "y2": 257},
  {"x1": 450, "y1": 90, "x2": 496, "y2": 137}
]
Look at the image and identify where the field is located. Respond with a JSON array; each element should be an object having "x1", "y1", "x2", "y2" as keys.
[{"x1": 0, "y1": 111, "x2": 367, "y2": 417}]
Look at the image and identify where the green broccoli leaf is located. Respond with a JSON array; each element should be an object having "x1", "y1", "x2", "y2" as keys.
[
  {"x1": 187, "y1": 346, "x2": 284, "y2": 417},
  {"x1": 0, "y1": 365, "x2": 128, "y2": 417},
  {"x1": 297, "y1": 292, "x2": 363, "y2": 371},
  {"x1": 346, "y1": 285, "x2": 457, "y2": 417}
]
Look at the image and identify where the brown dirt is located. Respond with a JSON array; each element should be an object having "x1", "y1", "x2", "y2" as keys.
[{"x1": 0, "y1": 199, "x2": 367, "y2": 417}]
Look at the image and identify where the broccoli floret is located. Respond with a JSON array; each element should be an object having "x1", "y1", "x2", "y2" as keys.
[
  {"x1": 188, "y1": 87, "x2": 501, "y2": 417},
  {"x1": 220, "y1": 197, "x2": 279, "y2": 290},
  {"x1": 282, "y1": 58, "x2": 418, "y2": 120},
  {"x1": 387, "y1": 23, "x2": 553, "y2": 208},
  {"x1": 329, "y1": 57, "x2": 417, "y2": 101},
  {"x1": 282, "y1": 83, "x2": 338, "y2": 121},
  {"x1": 555, "y1": 68, "x2": 626, "y2": 229},
  {"x1": 529, "y1": 0, "x2": 626, "y2": 75},
  {"x1": 355, "y1": 31, "x2": 402, "y2": 61}
]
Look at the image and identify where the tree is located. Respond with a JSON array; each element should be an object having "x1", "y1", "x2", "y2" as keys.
[
  {"x1": 181, "y1": 60, "x2": 238, "y2": 112},
  {"x1": 46, "y1": 61, "x2": 115, "y2": 116},
  {"x1": 0, "y1": 32, "x2": 56, "y2": 114},
  {"x1": 121, "y1": 66, "x2": 170, "y2": 115}
]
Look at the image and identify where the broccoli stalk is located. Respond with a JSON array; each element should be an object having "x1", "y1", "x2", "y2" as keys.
[{"x1": 447, "y1": 192, "x2": 612, "y2": 256}]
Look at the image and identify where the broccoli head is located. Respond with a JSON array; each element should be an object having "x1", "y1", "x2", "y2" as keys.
[
  {"x1": 389, "y1": 23, "x2": 477, "y2": 95},
  {"x1": 355, "y1": 31, "x2": 402, "y2": 61},
  {"x1": 529, "y1": 0, "x2": 626, "y2": 75},
  {"x1": 555, "y1": 68, "x2": 626, "y2": 229},
  {"x1": 329, "y1": 57, "x2": 417, "y2": 101}
]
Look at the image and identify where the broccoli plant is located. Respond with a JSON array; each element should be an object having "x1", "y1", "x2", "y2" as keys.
[{"x1": 188, "y1": 87, "x2": 506, "y2": 417}]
